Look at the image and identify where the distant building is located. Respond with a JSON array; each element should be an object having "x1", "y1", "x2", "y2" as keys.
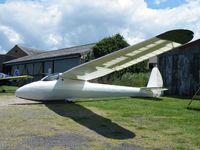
[
  {"x1": 3, "y1": 44, "x2": 95, "y2": 81},
  {"x1": 6, "y1": 45, "x2": 44, "y2": 59},
  {"x1": 0, "y1": 45, "x2": 45, "y2": 72},
  {"x1": 158, "y1": 39, "x2": 200, "y2": 97}
]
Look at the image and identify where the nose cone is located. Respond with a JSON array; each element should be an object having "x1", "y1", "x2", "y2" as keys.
[
  {"x1": 15, "y1": 84, "x2": 31, "y2": 100},
  {"x1": 16, "y1": 82, "x2": 41, "y2": 100},
  {"x1": 15, "y1": 87, "x2": 21, "y2": 98},
  {"x1": 15, "y1": 81, "x2": 55, "y2": 100}
]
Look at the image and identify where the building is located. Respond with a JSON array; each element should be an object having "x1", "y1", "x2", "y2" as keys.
[
  {"x1": 6, "y1": 45, "x2": 44, "y2": 59},
  {"x1": 0, "y1": 54, "x2": 13, "y2": 72},
  {"x1": 1, "y1": 45, "x2": 45, "y2": 72},
  {"x1": 3, "y1": 43, "x2": 95, "y2": 81},
  {"x1": 158, "y1": 39, "x2": 200, "y2": 97}
]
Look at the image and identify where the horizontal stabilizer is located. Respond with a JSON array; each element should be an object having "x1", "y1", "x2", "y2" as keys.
[
  {"x1": 141, "y1": 87, "x2": 168, "y2": 97},
  {"x1": 141, "y1": 87, "x2": 168, "y2": 92},
  {"x1": 140, "y1": 87, "x2": 168, "y2": 92}
]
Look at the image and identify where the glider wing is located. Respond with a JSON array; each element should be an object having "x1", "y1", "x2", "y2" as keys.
[{"x1": 61, "y1": 29, "x2": 193, "y2": 81}]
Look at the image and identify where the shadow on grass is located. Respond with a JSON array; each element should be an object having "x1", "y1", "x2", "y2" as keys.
[
  {"x1": 186, "y1": 107, "x2": 200, "y2": 111},
  {"x1": 45, "y1": 102, "x2": 135, "y2": 139},
  {"x1": 75, "y1": 97, "x2": 130, "y2": 103}
]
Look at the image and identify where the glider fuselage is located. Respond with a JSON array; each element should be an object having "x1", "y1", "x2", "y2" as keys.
[{"x1": 15, "y1": 78, "x2": 151, "y2": 101}]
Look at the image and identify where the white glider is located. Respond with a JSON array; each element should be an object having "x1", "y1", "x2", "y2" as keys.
[{"x1": 16, "y1": 29, "x2": 193, "y2": 101}]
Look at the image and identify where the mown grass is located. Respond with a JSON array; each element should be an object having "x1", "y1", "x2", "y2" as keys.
[{"x1": 79, "y1": 97, "x2": 200, "y2": 150}]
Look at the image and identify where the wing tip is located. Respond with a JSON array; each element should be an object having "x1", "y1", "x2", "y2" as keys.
[{"x1": 156, "y1": 29, "x2": 194, "y2": 44}]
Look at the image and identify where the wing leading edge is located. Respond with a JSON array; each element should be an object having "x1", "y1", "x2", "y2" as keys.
[
  {"x1": 0, "y1": 75, "x2": 30, "y2": 81},
  {"x1": 61, "y1": 29, "x2": 193, "y2": 81}
]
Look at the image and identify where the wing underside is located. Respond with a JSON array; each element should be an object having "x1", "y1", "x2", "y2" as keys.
[{"x1": 61, "y1": 29, "x2": 193, "y2": 81}]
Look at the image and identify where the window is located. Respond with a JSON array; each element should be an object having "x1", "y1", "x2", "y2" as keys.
[{"x1": 41, "y1": 73, "x2": 62, "y2": 81}]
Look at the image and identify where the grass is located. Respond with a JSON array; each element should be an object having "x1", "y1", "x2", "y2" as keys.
[
  {"x1": 79, "y1": 97, "x2": 200, "y2": 150},
  {"x1": 1, "y1": 75, "x2": 199, "y2": 149},
  {"x1": 0, "y1": 93, "x2": 200, "y2": 149},
  {"x1": 0, "y1": 86, "x2": 18, "y2": 96}
]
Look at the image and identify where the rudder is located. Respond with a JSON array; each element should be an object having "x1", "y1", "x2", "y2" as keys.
[
  {"x1": 147, "y1": 66, "x2": 163, "y2": 88},
  {"x1": 145, "y1": 66, "x2": 166, "y2": 97}
]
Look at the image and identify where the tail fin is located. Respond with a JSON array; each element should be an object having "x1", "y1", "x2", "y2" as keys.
[
  {"x1": 147, "y1": 66, "x2": 163, "y2": 88},
  {"x1": 142, "y1": 67, "x2": 167, "y2": 97}
]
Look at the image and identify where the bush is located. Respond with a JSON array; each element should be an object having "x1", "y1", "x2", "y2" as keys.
[{"x1": 111, "y1": 72, "x2": 149, "y2": 87}]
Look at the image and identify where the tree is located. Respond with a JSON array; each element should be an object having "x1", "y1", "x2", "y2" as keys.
[
  {"x1": 93, "y1": 34, "x2": 129, "y2": 58},
  {"x1": 87, "y1": 33, "x2": 148, "y2": 83}
]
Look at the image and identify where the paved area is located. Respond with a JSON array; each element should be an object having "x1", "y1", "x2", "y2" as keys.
[
  {"x1": 0, "y1": 96, "x2": 40, "y2": 106},
  {"x1": 0, "y1": 96, "x2": 144, "y2": 150}
]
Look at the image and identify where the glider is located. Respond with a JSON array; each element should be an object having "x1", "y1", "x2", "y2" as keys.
[
  {"x1": 15, "y1": 29, "x2": 193, "y2": 101},
  {"x1": 0, "y1": 71, "x2": 31, "y2": 92}
]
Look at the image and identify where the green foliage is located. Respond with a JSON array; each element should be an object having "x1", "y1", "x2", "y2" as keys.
[
  {"x1": 97, "y1": 72, "x2": 149, "y2": 87},
  {"x1": 112, "y1": 72, "x2": 149, "y2": 87},
  {"x1": 84, "y1": 51, "x2": 95, "y2": 62},
  {"x1": 93, "y1": 34, "x2": 129, "y2": 58}
]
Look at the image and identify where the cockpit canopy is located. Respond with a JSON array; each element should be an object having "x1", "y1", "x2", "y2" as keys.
[{"x1": 41, "y1": 73, "x2": 62, "y2": 81}]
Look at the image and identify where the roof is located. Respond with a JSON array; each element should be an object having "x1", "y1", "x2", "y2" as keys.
[
  {"x1": 16, "y1": 45, "x2": 45, "y2": 55},
  {"x1": 4, "y1": 43, "x2": 95, "y2": 64},
  {"x1": 6, "y1": 45, "x2": 45, "y2": 56}
]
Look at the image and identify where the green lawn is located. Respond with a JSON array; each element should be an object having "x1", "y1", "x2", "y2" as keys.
[
  {"x1": 0, "y1": 85, "x2": 18, "y2": 96},
  {"x1": 0, "y1": 90, "x2": 199, "y2": 149},
  {"x1": 78, "y1": 97, "x2": 200, "y2": 150}
]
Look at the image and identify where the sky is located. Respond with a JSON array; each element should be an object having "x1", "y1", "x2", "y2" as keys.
[{"x1": 0, "y1": 0, "x2": 200, "y2": 54}]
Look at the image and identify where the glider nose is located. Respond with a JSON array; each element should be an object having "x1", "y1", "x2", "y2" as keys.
[
  {"x1": 15, "y1": 86, "x2": 25, "y2": 99},
  {"x1": 15, "y1": 84, "x2": 32, "y2": 100}
]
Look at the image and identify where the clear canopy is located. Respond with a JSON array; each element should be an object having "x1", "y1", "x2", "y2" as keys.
[{"x1": 41, "y1": 73, "x2": 62, "y2": 81}]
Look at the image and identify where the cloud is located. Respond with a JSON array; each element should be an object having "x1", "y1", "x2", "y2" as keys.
[
  {"x1": 154, "y1": 0, "x2": 168, "y2": 5},
  {"x1": 0, "y1": 0, "x2": 200, "y2": 54}
]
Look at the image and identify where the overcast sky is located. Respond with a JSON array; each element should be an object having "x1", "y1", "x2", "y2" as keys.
[{"x1": 0, "y1": 0, "x2": 200, "y2": 54}]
